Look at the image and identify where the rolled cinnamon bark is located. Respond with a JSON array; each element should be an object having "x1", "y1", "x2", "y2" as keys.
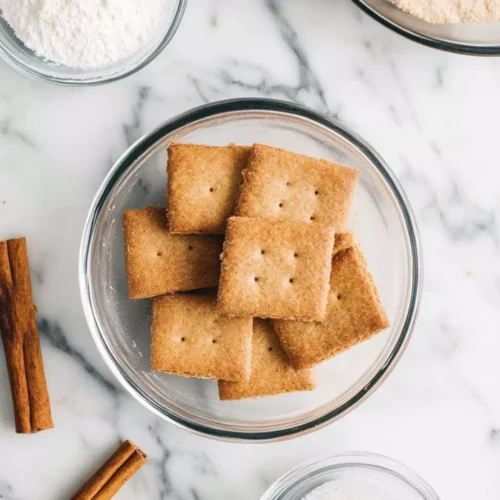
[
  {"x1": 71, "y1": 440, "x2": 148, "y2": 500},
  {"x1": 0, "y1": 237, "x2": 53, "y2": 433}
]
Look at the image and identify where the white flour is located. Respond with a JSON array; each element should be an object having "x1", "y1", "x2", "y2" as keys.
[
  {"x1": 0, "y1": 0, "x2": 169, "y2": 69},
  {"x1": 301, "y1": 480, "x2": 397, "y2": 500},
  {"x1": 387, "y1": 0, "x2": 500, "y2": 23}
]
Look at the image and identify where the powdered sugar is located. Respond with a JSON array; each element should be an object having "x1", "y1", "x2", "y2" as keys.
[
  {"x1": 301, "y1": 480, "x2": 399, "y2": 500},
  {"x1": 302, "y1": 482, "x2": 348, "y2": 500},
  {"x1": 0, "y1": 0, "x2": 170, "y2": 69}
]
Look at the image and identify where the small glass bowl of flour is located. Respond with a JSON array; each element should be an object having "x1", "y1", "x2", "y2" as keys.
[
  {"x1": 261, "y1": 453, "x2": 440, "y2": 500},
  {"x1": 0, "y1": 0, "x2": 186, "y2": 85}
]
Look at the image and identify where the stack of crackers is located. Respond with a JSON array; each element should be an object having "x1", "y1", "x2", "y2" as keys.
[{"x1": 123, "y1": 143, "x2": 389, "y2": 401}]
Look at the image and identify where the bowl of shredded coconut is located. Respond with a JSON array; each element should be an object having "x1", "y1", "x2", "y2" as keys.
[
  {"x1": 261, "y1": 453, "x2": 440, "y2": 500},
  {"x1": 352, "y1": 0, "x2": 500, "y2": 55},
  {"x1": 0, "y1": 0, "x2": 186, "y2": 84}
]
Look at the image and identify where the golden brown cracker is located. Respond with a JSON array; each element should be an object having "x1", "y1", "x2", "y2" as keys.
[
  {"x1": 167, "y1": 143, "x2": 251, "y2": 234},
  {"x1": 274, "y1": 236, "x2": 390, "y2": 369},
  {"x1": 151, "y1": 294, "x2": 253, "y2": 381},
  {"x1": 123, "y1": 207, "x2": 223, "y2": 299},
  {"x1": 236, "y1": 144, "x2": 359, "y2": 231},
  {"x1": 218, "y1": 319, "x2": 315, "y2": 400},
  {"x1": 333, "y1": 232, "x2": 355, "y2": 255},
  {"x1": 217, "y1": 217, "x2": 335, "y2": 321}
]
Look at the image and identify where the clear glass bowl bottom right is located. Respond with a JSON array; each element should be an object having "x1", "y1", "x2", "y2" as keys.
[{"x1": 261, "y1": 453, "x2": 440, "y2": 500}]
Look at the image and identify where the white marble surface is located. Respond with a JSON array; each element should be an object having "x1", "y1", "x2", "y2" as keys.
[{"x1": 1, "y1": 1, "x2": 500, "y2": 499}]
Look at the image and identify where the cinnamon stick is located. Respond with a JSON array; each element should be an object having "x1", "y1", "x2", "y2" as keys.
[
  {"x1": 71, "y1": 440, "x2": 148, "y2": 500},
  {"x1": 0, "y1": 237, "x2": 53, "y2": 433}
]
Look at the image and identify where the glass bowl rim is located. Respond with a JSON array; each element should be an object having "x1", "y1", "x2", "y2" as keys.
[
  {"x1": 79, "y1": 97, "x2": 422, "y2": 442},
  {"x1": 352, "y1": 0, "x2": 500, "y2": 56},
  {"x1": 0, "y1": 0, "x2": 187, "y2": 85},
  {"x1": 259, "y1": 451, "x2": 441, "y2": 500}
]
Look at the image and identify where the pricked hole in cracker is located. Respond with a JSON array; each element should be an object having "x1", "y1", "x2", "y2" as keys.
[
  {"x1": 254, "y1": 276, "x2": 259, "y2": 282},
  {"x1": 314, "y1": 189, "x2": 319, "y2": 195},
  {"x1": 209, "y1": 187, "x2": 214, "y2": 192},
  {"x1": 188, "y1": 245, "x2": 193, "y2": 251},
  {"x1": 289, "y1": 278, "x2": 294, "y2": 284},
  {"x1": 261, "y1": 249, "x2": 265, "y2": 255},
  {"x1": 286, "y1": 181, "x2": 291, "y2": 186},
  {"x1": 294, "y1": 252, "x2": 299, "y2": 258},
  {"x1": 278, "y1": 202, "x2": 283, "y2": 208},
  {"x1": 268, "y1": 347, "x2": 273, "y2": 352},
  {"x1": 157, "y1": 251, "x2": 163, "y2": 257},
  {"x1": 310, "y1": 215, "x2": 315, "y2": 221},
  {"x1": 181, "y1": 337, "x2": 186, "y2": 342},
  {"x1": 337, "y1": 294, "x2": 342, "y2": 300},
  {"x1": 212, "y1": 339, "x2": 217, "y2": 344}
]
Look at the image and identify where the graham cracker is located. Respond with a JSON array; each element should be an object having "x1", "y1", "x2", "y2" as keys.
[
  {"x1": 217, "y1": 217, "x2": 335, "y2": 321},
  {"x1": 167, "y1": 143, "x2": 251, "y2": 234},
  {"x1": 236, "y1": 144, "x2": 359, "y2": 231},
  {"x1": 332, "y1": 232, "x2": 355, "y2": 255},
  {"x1": 274, "y1": 234, "x2": 390, "y2": 369},
  {"x1": 123, "y1": 207, "x2": 223, "y2": 299},
  {"x1": 218, "y1": 319, "x2": 315, "y2": 400},
  {"x1": 151, "y1": 294, "x2": 253, "y2": 381}
]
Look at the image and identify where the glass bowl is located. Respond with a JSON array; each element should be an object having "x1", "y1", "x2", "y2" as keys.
[
  {"x1": 79, "y1": 98, "x2": 422, "y2": 442},
  {"x1": 0, "y1": 0, "x2": 186, "y2": 85},
  {"x1": 353, "y1": 0, "x2": 500, "y2": 55},
  {"x1": 260, "y1": 453, "x2": 440, "y2": 500}
]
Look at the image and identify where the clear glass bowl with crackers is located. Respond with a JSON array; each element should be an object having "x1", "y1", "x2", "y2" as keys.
[{"x1": 79, "y1": 98, "x2": 422, "y2": 442}]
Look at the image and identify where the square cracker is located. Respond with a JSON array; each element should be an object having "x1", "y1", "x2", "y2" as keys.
[
  {"x1": 217, "y1": 217, "x2": 335, "y2": 321},
  {"x1": 167, "y1": 143, "x2": 251, "y2": 234},
  {"x1": 123, "y1": 207, "x2": 223, "y2": 299},
  {"x1": 236, "y1": 144, "x2": 359, "y2": 231},
  {"x1": 218, "y1": 319, "x2": 315, "y2": 400},
  {"x1": 151, "y1": 294, "x2": 253, "y2": 381},
  {"x1": 274, "y1": 234, "x2": 390, "y2": 369}
]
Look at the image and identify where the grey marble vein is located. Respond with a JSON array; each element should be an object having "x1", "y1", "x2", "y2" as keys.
[
  {"x1": 38, "y1": 317, "x2": 119, "y2": 394},
  {"x1": 188, "y1": 452, "x2": 217, "y2": 477},
  {"x1": 123, "y1": 86, "x2": 152, "y2": 147},
  {"x1": 436, "y1": 67, "x2": 444, "y2": 88},
  {"x1": 490, "y1": 428, "x2": 500, "y2": 446},
  {"x1": 147, "y1": 422, "x2": 176, "y2": 500},
  {"x1": 386, "y1": 58, "x2": 421, "y2": 129},
  {"x1": 265, "y1": 0, "x2": 329, "y2": 111},
  {"x1": 187, "y1": 74, "x2": 217, "y2": 104},
  {"x1": 0, "y1": 119, "x2": 36, "y2": 149},
  {"x1": 400, "y1": 156, "x2": 499, "y2": 246},
  {"x1": 0, "y1": 482, "x2": 21, "y2": 500},
  {"x1": 189, "y1": 487, "x2": 201, "y2": 500}
]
